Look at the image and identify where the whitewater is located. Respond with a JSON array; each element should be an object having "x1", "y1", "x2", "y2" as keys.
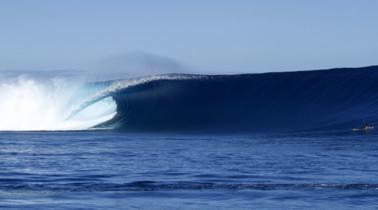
[
  {"x1": 0, "y1": 74, "x2": 117, "y2": 131},
  {"x1": 0, "y1": 72, "x2": 207, "y2": 131}
]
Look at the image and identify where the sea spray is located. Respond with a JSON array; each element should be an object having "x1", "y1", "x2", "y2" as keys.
[{"x1": 0, "y1": 74, "x2": 116, "y2": 131}]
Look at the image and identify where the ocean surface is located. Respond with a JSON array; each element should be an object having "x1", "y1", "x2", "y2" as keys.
[{"x1": 1, "y1": 130, "x2": 378, "y2": 209}]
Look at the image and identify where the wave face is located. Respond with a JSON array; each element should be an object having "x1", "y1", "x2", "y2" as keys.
[
  {"x1": 1, "y1": 66, "x2": 378, "y2": 132},
  {"x1": 97, "y1": 66, "x2": 378, "y2": 133}
]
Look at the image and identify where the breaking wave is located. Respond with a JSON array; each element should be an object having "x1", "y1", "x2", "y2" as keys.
[{"x1": 1, "y1": 66, "x2": 378, "y2": 132}]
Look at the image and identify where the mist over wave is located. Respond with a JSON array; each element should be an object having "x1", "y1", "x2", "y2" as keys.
[{"x1": 90, "y1": 52, "x2": 189, "y2": 81}]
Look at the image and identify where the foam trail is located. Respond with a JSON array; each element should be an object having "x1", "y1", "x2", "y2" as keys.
[{"x1": 0, "y1": 75, "x2": 117, "y2": 131}]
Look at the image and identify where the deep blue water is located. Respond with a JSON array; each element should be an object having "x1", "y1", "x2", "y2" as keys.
[
  {"x1": 104, "y1": 66, "x2": 378, "y2": 133},
  {"x1": 1, "y1": 131, "x2": 378, "y2": 209}
]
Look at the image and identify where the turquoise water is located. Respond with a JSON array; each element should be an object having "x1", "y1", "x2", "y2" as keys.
[{"x1": 0, "y1": 131, "x2": 378, "y2": 209}]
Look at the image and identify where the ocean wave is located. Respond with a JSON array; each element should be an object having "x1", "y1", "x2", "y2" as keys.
[
  {"x1": 1, "y1": 66, "x2": 378, "y2": 132},
  {"x1": 97, "y1": 66, "x2": 378, "y2": 132}
]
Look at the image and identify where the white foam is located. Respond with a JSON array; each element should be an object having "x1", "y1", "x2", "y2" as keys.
[{"x1": 0, "y1": 76, "x2": 117, "y2": 131}]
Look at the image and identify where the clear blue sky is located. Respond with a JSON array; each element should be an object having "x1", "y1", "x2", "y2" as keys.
[{"x1": 0, "y1": 0, "x2": 377, "y2": 74}]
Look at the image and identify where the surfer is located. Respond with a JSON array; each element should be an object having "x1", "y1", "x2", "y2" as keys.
[
  {"x1": 352, "y1": 123, "x2": 374, "y2": 131},
  {"x1": 363, "y1": 123, "x2": 374, "y2": 131}
]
